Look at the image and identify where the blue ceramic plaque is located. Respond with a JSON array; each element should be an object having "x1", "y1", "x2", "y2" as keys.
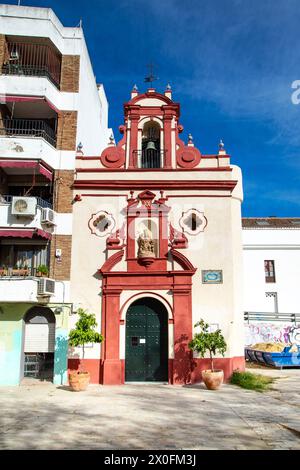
[{"x1": 202, "y1": 270, "x2": 223, "y2": 284}]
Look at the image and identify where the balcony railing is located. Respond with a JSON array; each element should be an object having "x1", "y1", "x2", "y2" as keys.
[
  {"x1": 244, "y1": 311, "x2": 300, "y2": 323},
  {"x1": 2, "y1": 42, "x2": 61, "y2": 88},
  {"x1": 0, "y1": 266, "x2": 49, "y2": 278},
  {"x1": 1, "y1": 195, "x2": 52, "y2": 209},
  {"x1": 0, "y1": 119, "x2": 57, "y2": 147},
  {"x1": 134, "y1": 149, "x2": 167, "y2": 169}
]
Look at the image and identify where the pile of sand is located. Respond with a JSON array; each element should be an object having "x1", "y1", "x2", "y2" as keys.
[{"x1": 250, "y1": 342, "x2": 299, "y2": 353}]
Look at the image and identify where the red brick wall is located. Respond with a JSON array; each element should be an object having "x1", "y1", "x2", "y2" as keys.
[
  {"x1": 49, "y1": 234, "x2": 72, "y2": 281},
  {"x1": 56, "y1": 111, "x2": 78, "y2": 151},
  {"x1": 60, "y1": 55, "x2": 80, "y2": 93},
  {"x1": 54, "y1": 170, "x2": 74, "y2": 213},
  {"x1": 0, "y1": 35, "x2": 8, "y2": 72},
  {"x1": 51, "y1": 170, "x2": 74, "y2": 280}
]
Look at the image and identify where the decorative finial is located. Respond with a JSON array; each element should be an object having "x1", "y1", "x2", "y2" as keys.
[
  {"x1": 166, "y1": 83, "x2": 171, "y2": 90},
  {"x1": 188, "y1": 133, "x2": 193, "y2": 143},
  {"x1": 219, "y1": 139, "x2": 225, "y2": 150},
  {"x1": 133, "y1": 84, "x2": 138, "y2": 91}
]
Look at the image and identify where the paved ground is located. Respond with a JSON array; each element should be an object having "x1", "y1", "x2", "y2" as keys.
[{"x1": 0, "y1": 367, "x2": 300, "y2": 450}]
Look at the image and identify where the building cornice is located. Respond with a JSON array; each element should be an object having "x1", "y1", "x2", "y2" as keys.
[{"x1": 73, "y1": 179, "x2": 237, "y2": 192}]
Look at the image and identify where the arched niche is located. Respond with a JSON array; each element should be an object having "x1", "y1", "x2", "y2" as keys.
[
  {"x1": 140, "y1": 120, "x2": 162, "y2": 168},
  {"x1": 136, "y1": 218, "x2": 159, "y2": 257}
]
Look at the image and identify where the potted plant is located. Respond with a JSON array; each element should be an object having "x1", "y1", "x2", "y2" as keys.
[
  {"x1": 12, "y1": 265, "x2": 20, "y2": 276},
  {"x1": 0, "y1": 266, "x2": 8, "y2": 276},
  {"x1": 36, "y1": 264, "x2": 49, "y2": 277},
  {"x1": 22, "y1": 264, "x2": 29, "y2": 276},
  {"x1": 68, "y1": 308, "x2": 104, "y2": 391},
  {"x1": 189, "y1": 319, "x2": 227, "y2": 390}
]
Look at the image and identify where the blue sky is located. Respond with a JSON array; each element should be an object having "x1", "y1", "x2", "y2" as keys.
[{"x1": 4, "y1": 0, "x2": 300, "y2": 216}]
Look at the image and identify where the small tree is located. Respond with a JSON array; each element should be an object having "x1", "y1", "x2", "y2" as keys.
[
  {"x1": 188, "y1": 319, "x2": 227, "y2": 372},
  {"x1": 68, "y1": 309, "x2": 104, "y2": 371}
]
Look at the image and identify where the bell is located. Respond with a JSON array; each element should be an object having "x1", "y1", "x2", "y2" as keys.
[{"x1": 146, "y1": 140, "x2": 156, "y2": 151}]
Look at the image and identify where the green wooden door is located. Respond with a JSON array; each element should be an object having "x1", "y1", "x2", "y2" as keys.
[{"x1": 125, "y1": 298, "x2": 168, "y2": 382}]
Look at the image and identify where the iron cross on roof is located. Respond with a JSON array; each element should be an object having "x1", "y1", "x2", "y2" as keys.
[{"x1": 144, "y1": 63, "x2": 159, "y2": 86}]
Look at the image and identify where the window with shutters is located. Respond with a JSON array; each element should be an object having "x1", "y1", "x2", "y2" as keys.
[{"x1": 264, "y1": 260, "x2": 276, "y2": 283}]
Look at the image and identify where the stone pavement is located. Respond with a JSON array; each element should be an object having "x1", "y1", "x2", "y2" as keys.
[{"x1": 0, "y1": 367, "x2": 299, "y2": 450}]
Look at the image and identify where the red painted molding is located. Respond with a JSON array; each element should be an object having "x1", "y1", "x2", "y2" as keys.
[
  {"x1": 76, "y1": 156, "x2": 101, "y2": 160},
  {"x1": 166, "y1": 194, "x2": 232, "y2": 198},
  {"x1": 176, "y1": 146, "x2": 201, "y2": 169},
  {"x1": 99, "y1": 250, "x2": 124, "y2": 273},
  {"x1": 202, "y1": 154, "x2": 230, "y2": 159},
  {"x1": 170, "y1": 249, "x2": 196, "y2": 272},
  {"x1": 191, "y1": 357, "x2": 245, "y2": 383},
  {"x1": 81, "y1": 193, "x2": 128, "y2": 197},
  {"x1": 126, "y1": 91, "x2": 176, "y2": 107},
  {"x1": 75, "y1": 167, "x2": 232, "y2": 172},
  {"x1": 100, "y1": 146, "x2": 125, "y2": 168},
  {"x1": 73, "y1": 180, "x2": 237, "y2": 191},
  {"x1": 68, "y1": 356, "x2": 245, "y2": 385},
  {"x1": 119, "y1": 291, "x2": 173, "y2": 319}
]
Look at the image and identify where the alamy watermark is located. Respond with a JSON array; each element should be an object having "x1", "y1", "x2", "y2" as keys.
[{"x1": 291, "y1": 80, "x2": 300, "y2": 104}]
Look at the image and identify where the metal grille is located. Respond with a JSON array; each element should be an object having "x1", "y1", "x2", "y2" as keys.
[
  {"x1": 24, "y1": 353, "x2": 54, "y2": 380},
  {"x1": 0, "y1": 118, "x2": 57, "y2": 147},
  {"x1": 38, "y1": 278, "x2": 55, "y2": 295},
  {"x1": 1, "y1": 195, "x2": 52, "y2": 209},
  {"x1": 2, "y1": 41, "x2": 61, "y2": 88},
  {"x1": 133, "y1": 150, "x2": 166, "y2": 169}
]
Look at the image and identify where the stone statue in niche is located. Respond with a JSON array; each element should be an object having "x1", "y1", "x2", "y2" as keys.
[{"x1": 137, "y1": 227, "x2": 155, "y2": 258}]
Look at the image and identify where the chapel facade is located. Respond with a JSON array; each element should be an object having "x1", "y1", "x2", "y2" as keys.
[{"x1": 70, "y1": 85, "x2": 245, "y2": 384}]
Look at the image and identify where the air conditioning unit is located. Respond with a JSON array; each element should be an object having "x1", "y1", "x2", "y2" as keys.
[
  {"x1": 37, "y1": 278, "x2": 55, "y2": 296},
  {"x1": 41, "y1": 208, "x2": 55, "y2": 225},
  {"x1": 11, "y1": 197, "x2": 37, "y2": 217}
]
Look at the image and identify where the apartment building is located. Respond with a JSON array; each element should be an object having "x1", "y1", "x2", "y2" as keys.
[{"x1": 0, "y1": 4, "x2": 111, "y2": 385}]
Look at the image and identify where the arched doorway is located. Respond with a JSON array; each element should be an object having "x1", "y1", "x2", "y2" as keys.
[
  {"x1": 23, "y1": 306, "x2": 55, "y2": 381},
  {"x1": 125, "y1": 297, "x2": 168, "y2": 382}
]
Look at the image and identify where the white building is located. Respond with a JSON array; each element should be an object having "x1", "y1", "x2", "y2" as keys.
[
  {"x1": 242, "y1": 217, "x2": 300, "y2": 346},
  {"x1": 0, "y1": 4, "x2": 111, "y2": 386},
  {"x1": 70, "y1": 85, "x2": 245, "y2": 385}
]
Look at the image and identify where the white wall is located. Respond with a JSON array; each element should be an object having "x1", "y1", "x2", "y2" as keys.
[
  {"x1": 0, "y1": 278, "x2": 69, "y2": 303},
  {"x1": 70, "y1": 163, "x2": 244, "y2": 360},
  {"x1": 76, "y1": 42, "x2": 112, "y2": 155},
  {"x1": 0, "y1": 5, "x2": 82, "y2": 55},
  {"x1": 0, "y1": 76, "x2": 79, "y2": 111},
  {"x1": 243, "y1": 229, "x2": 300, "y2": 313},
  {"x1": 0, "y1": 137, "x2": 75, "y2": 171},
  {"x1": 0, "y1": 200, "x2": 53, "y2": 233}
]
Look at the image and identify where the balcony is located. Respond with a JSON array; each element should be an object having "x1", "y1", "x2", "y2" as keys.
[
  {"x1": 0, "y1": 119, "x2": 57, "y2": 148},
  {"x1": 0, "y1": 266, "x2": 48, "y2": 277},
  {"x1": 2, "y1": 41, "x2": 61, "y2": 89},
  {"x1": 0, "y1": 277, "x2": 40, "y2": 302},
  {"x1": 0, "y1": 195, "x2": 54, "y2": 237}
]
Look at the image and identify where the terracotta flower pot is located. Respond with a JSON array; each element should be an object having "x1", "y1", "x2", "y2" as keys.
[
  {"x1": 69, "y1": 371, "x2": 90, "y2": 391},
  {"x1": 202, "y1": 369, "x2": 224, "y2": 390}
]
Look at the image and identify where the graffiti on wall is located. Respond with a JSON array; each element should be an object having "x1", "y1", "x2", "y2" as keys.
[{"x1": 245, "y1": 322, "x2": 300, "y2": 346}]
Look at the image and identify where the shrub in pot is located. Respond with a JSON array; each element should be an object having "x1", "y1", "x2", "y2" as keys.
[
  {"x1": 36, "y1": 264, "x2": 49, "y2": 277},
  {"x1": 68, "y1": 308, "x2": 104, "y2": 391},
  {"x1": 188, "y1": 319, "x2": 227, "y2": 390}
]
